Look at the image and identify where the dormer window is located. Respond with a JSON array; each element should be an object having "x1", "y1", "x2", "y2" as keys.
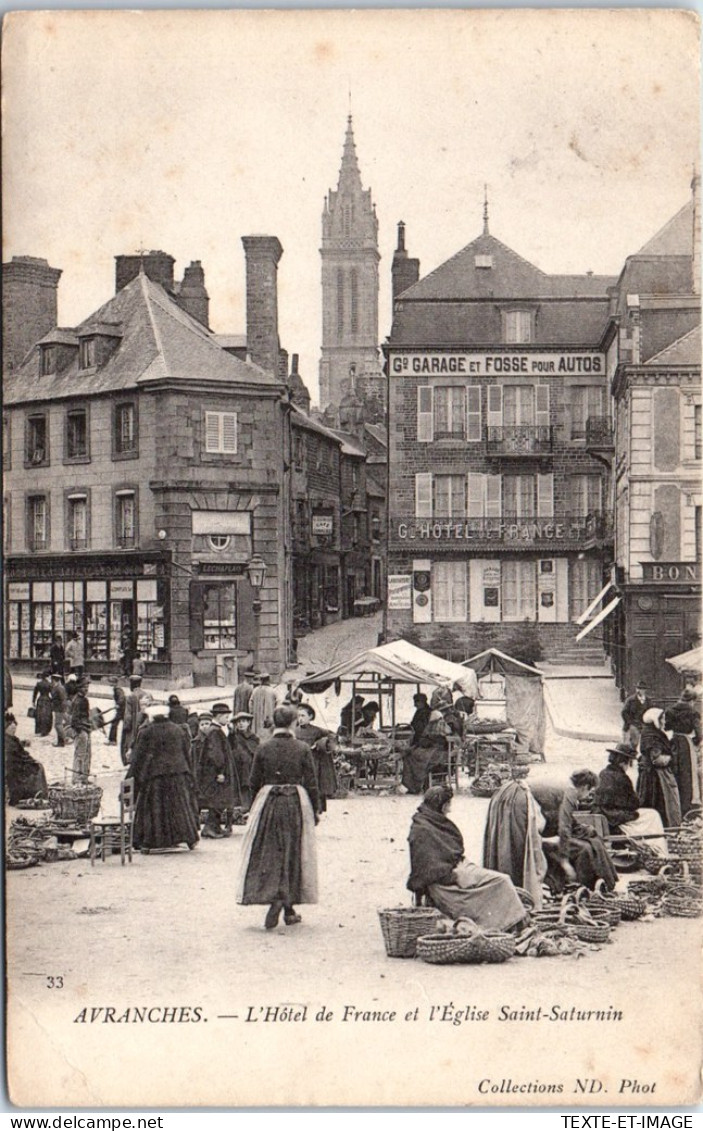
[
  {"x1": 475, "y1": 254, "x2": 493, "y2": 269},
  {"x1": 502, "y1": 309, "x2": 533, "y2": 344},
  {"x1": 80, "y1": 338, "x2": 96, "y2": 369},
  {"x1": 40, "y1": 345, "x2": 57, "y2": 376}
]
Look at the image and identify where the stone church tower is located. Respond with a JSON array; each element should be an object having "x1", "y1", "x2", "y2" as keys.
[{"x1": 319, "y1": 117, "x2": 383, "y2": 413}]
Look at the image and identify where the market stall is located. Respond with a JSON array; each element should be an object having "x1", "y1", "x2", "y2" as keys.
[{"x1": 461, "y1": 648, "x2": 546, "y2": 766}]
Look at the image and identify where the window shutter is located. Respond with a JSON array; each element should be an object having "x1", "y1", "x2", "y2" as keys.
[
  {"x1": 417, "y1": 386, "x2": 433, "y2": 442},
  {"x1": 537, "y1": 473, "x2": 554, "y2": 517},
  {"x1": 222, "y1": 412, "x2": 238, "y2": 454},
  {"x1": 189, "y1": 582, "x2": 205, "y2": 651},
  {"x1": 536, "y1": 385, "x2": 550, "y2": 427},
  {"x1": 466, "y1": 385, "x2": 481, "y2": 441},
  {"x1": 502, "y1": 561, "x2": 518, "y2": 619},
  {"x1": 486, "y1": 473, "x2": 501, "y2": 517},
  {"x1": 487, "y1": 385, "x2": 503, "y2": 427},
  {"x1": 415, "y1": 472, "x2": 433, "y2": 517},
  {"x1": 205, "y1": 412, "x2": 221, "y2": 452},
  {"x1": 519, "y1": 561, "x2": 537, "y2": 620},
  {"x1": 467, "y1": 473, "x2": 486, "y2": 518}
]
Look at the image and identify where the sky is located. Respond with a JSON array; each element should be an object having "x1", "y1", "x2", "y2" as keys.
[{"x1": 2, "y1": 8, "x2": 700, "y2": 404}]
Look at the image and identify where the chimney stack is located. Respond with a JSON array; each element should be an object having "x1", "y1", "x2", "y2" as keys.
[
  {"x1": 391, "y1": 221, "x2": 420, "y2": 301},
  {"x1": 115, "y1": 250, "x2": 175, "y2": 294},
  {"x1": 692, "y1": 170, "x2": 701, "y2": 296},
  {"x1": 241, "y1": 236, "x2": 283, "y2": 378},
  {"x1": 2, "y1": 256, "x2": 62, "y2": 374},
  {"x1": 177, "y1": 260, "x2": 210, "y2": 328}
]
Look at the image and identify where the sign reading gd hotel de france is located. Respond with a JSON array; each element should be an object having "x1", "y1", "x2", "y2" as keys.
[{"x1": 389, "y1": 351, "x2": 605, "y2": 376}]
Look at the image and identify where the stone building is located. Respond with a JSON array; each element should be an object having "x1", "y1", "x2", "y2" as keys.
[
  {"x1": 607, "y1": 182, "x2": 701, "y2": 700},
  {"x1": 319, "y1": 117, "x2": 384, "y2": 414},
  {"x1": 383, "y1": 214, "x2": 616, "y2": 662},
  {"x1": 2, "y1": 256, "x2": 62, "y2": 374},
  {"x1": 3, "y1": 240, "x2": 292, "y2": 686}
]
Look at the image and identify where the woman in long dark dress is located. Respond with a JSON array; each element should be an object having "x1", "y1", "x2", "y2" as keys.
[
  {"x1": 401, "y1": 704, "x2": 451, "y2": 794},
  {"x1": 638, "y1": 708, "x2": 682, "y2": 827},
  {"x1": 127, "y1": 705, "x2": 199, "y2": 852},
  {"x1": 4, "y1": 712, "x2": 48, "y2": 804},
  {"x1": 32, "y1": 671, "x2": 54, "y2": 737},
  {"x1": 295, "y1": 702, "x2": 337, "y2": 813},
  {"x1": 236, "y1": 705, "x2": 319, "y2": 930},
  {"x1": 664, "y1": 702, "x2": 701, "y2": 817}
]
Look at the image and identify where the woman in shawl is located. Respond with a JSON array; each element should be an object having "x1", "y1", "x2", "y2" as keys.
[
  {"x1": 126, "y1": 703, "x2": 199, "y2": 852},
  {"x1": 482, "y1": 778, "x2": 548, "y2": 909},
  {"x1": 401, "y1": 695, "x2": 452, "y2": 795},
  {"x1": 4, "y1": 711, "x2": 48, "y2": 805},
  {"x1": 407, "y1": 785, "x2": 525, "y2": 931},
  {"x1": 295, "y1": 702, "x2": 337, "y2": 813},
  {"x1": 31, "y1": 671, "x2": 54, "y2": 737},
  {"x1": 638, "y1": 708, "x2": 682, "y2": 827},
  {"x1": 236, "y1": 705, "x2": 320, "y2": 930},
  {"x1": 593, "y1": 743, "x2": 667, "y2": 852},
  {"x1": 531, "y1": 771, "x2": 617, "y2": 893},
  {"x1": 664, "y1": 701, "x2": 701, "y2": 818}
]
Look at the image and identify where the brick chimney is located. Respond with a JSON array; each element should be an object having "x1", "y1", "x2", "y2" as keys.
[
  {"x1": 391, "y1": 221, "x2": 420, "y2": 301},
  {"x1": 692, "y1": 171, "x2": 700, "y2": 296},
  {"x1": 241, "y1": 236, "x2": 283, "y2": 377},
  {"x1": 177, "y1": 260, "x2": 210, "y2": 328},
  {"x1": 288, "y1": 353, "x2": 311, "y2": 414},
  {"x1": 2, "y1": 256, "x2": 62, "y2": 373},
  {"x1": 115, "y1": 250, "x2": 175, "y2": 294}
]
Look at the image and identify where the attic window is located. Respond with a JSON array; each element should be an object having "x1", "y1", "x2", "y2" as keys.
[
  {"x1": 475, "y1": 255, "x2": 493, "y2": 269},
  {"x1": 80, "y1": 338, "x2": 96, "y2": 369},
  {"x1": 40, "y1": 345, "x2": 57, "y2": 376}
]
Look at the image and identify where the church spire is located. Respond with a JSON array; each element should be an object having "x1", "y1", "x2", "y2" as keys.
[
  {"x1": 483, "y1": 184, "x2": 490, "y2": 236},
  {"x1": 338, "y1": 115, "x2": 363, "y2": 191}
]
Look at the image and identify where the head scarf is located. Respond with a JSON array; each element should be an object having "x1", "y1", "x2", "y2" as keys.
[
  {"x1": 642, "y1": 707, "x2": 664, "y2": 729},
  {"x1": 422, "y1": 784, "x2": 453, "y2": 812}
]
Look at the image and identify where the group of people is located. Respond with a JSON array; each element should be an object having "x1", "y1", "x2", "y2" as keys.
[{"x1": 401, "y1": 685, "x2": 475, "y2": 794}]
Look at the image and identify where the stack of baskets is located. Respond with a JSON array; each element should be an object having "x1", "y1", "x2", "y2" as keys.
[
  {"x1": 47, "y1": 780, "x2": 102, "y2": 826},
  {"x1": 378, "y1": 907, "x2": 442, "y2": 958}
]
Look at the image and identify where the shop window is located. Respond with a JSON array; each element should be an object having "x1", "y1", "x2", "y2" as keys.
[
  {"x1": 695, "y1": 405, "x2": 701, "y2": 461},
  {"x1": 54, "y1": 581, "x2": 84, "y2": 642},
  {"x1": 7, "y1": 590, "x2": 31, "y2": 658},
  {"x1": 204, "y1": 411, "x2": 237, "y2": 455},
  {"x1": 66, "y1": 409, "x2": 89, "y2": 460},
  {"x1": 32, "y1": 594, "x2": 54, "y2": 658},
  {"x1": 67, "y1": 494, "x2": 89, "y2": 550},
  {"x1": 433, "y1": 561, "x2": 467, "y2": 622},
  {"x1": 27, "y1": 494, "x2": 49, "y2": 551},
  {"x1": 3, "y1": 415, "x2": 10, "y2": 470},
  {"x1": 571, "y1": 386, "x2": 604, "y2": 439},
  {"x1": 25, "y1": 413, "x2": 48, "y2": 466},
  {"x1": 40, "y1": 345, "x2": 57, "y2": 376},
  {"x1": 79, "y1": 338, "x2": 96, "y2": 369},
  {"x1": 114, "y1": 401, "x2": 138, "y2": 458},
  {"x1": 202, "y1": 583, "x2": 237, "y2": 650},
  {"x1": 115, "y1": 490, "x2": 137, "y2": 549},
  {"x1": 502, "y1": 310, "x2": 533, "y2": 344},
  {"x1": 434, "y1": 386, "x2": 466, "y2": 440},
  {"x1": 502, "y1": 560, "x2": 537, "y2": 621},
  {"x1": 85, "y1": 581, "x2": 108, "y2": 661},
  {"x1": 136, "y1": 579, "x2": 165, "y2": 662}
]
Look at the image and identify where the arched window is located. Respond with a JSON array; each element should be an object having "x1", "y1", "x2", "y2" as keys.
[
  {"x1": 350, "y1": 268, "x2": 359, "y2": 336},
  {"x1": 337, "y1": 269, "x2": 345, "y2": 337}
]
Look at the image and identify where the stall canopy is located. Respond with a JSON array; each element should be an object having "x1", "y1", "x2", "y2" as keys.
[
  {"x1": 462, "y1": 648, "x2": 546, "y2": 756},
  {"x1": 297, "y1": 639, "x2": 479, "y2": 696},
  {"x1": 666, "y1": 646, "x2": 703, "y2": 675}
]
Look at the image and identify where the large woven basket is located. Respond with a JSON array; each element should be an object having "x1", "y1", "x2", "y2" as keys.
[
  {"x1": 616, "y1": 893, "x2": 646, "y2": 921},
  {"x1": 572, "y1": 921, "x2": 611, "y2": 944},
  {"x1": 667, "y1": 833, "x2": 701, "y2": 861},
  {"x1": 47, "y1": 782, "x2": 102, "y2": 824},
  {"x1": 663, "y1": 895, "x2": 703, "y2": 919},
  {"x1": 416, "y1": 930, "x2": 516, "y2": 965},
  {"x1": 378, "y1": 907, "x2": 442, "y2": 958}
]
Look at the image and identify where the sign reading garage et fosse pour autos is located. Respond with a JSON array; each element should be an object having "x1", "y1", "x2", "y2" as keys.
[{"x1": 389, "y1": 352, "x2": 605, "y2": 375}]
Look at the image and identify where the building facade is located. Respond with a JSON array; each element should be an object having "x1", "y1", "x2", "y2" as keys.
[
  {"x1": 319, "y1": 117, "x2": 384, "y2": 414},
  {"x1": 4, "y1": 241, "x2": 292, "y2": 686},
  {"x1": 608, "y1": 184, "x2": 702, "y2": 700},
  {"x1": 383, "y1": 218, "x2": 616, "y2": 662}
]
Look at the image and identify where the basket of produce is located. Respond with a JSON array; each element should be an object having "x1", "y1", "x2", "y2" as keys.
[
  {"x1": 378, "y1": 906, "x2": 443, "y2": 958},
  {"x1": 663, "y1": 894, "x2": 703, "y2": 918},
  {"x1": 667, "y1": 819, "x2": 702, "y2": 860},
  {"x1": 558, "y1": 892, "x2": 611, "y2": 943},
  {"x1": 47, "y1": 780, "x2": 102, "y2": 824},
  {"x1": 416, "y1": 919, "x2": 516, "y2": 965},
  {"x1": 470, "y1": 762, "x2": 512, "y2": 797},
  {"x1": 6, "y1": 851, "x2": 40, "y2": 870},
  {"x1": 579, "y1": 882, "x2": 622, "y2": 927}
]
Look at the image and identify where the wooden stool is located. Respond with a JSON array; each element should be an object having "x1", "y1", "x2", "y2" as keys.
[{"x1": 89, "y1": 779, "x2": 135, "y2": 865}]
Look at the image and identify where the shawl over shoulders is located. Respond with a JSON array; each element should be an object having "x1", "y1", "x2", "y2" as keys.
[{"x1": 407, "y1": 804, "x2": 464, "y2": 892}]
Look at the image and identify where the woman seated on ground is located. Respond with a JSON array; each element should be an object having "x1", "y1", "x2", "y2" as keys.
[
  {"x1": 638, "y1": 708, "x2": 682, "y2": 828},
  {"x1": 4, "y1": 711, "x2": 48, "y2": 805},
  {"x1": 295, "y1": 702, "x2": 338, "y2": 813},
  {"x1": 531, "y1": 771, "x2": 617, "y2": 893},
  {"x1": 407, "y1": 785, "x2": 526, "y2": 932},
  {"x1": 593, "y1": 742, "x2": 667, "y2": 853}
]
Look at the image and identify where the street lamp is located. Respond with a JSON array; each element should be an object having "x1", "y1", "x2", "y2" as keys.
[{"x1": 246, "y1": 555, "x2": 267, "y2": 614}]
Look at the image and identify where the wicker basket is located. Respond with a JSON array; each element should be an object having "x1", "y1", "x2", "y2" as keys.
[
  {"x1": 667, "y1": 834, "x2": 701, "y2": 860},
  {"x1": 616, "y1": 894, "x2": 646, "y2": 920},
  {"x1": 663, "y1": 895, "x2": 703, "y2": 919},
  {"x1": 47, "y1": 781, "x2": 102, "y2": 824},
  {"x1": 416, "y1": 930, "x2": 516, "y2": 965},
  {"x1": 378, "y1": 907, "x2": 442, "y2": 958},
  {"x1": 572, "y1": 921, "x2": 611, "y2": 944}
]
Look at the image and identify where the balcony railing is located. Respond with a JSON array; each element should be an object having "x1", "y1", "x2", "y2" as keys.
[
  {"x1": 485, "y1": 425, "x2": 553, "y2": 456},
  {"x1": 69, "y1": 537, "x2": 88, "y2": 551},
  {"x1": 585, "y1": 416, "x2": 614, "y2": 448},
  {"x1": 390, "y1": 512, "x2": 613, "y2": 550}
]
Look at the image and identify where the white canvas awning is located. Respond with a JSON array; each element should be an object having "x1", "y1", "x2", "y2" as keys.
[
  {"x1": 666, "y1": 646, "x2": 703, "y2": 674},
  {"x1": 575, "y1": 580, "x2": 613, "y2": 626},
  {"x1": 575, "y1": 595, "x2": 621, "y2": 641}
]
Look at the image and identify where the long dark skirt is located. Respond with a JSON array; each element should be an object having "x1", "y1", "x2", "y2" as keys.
[
  {"x1": 314, "y1": 749, "x2": 338, "y2": 812},
  {"x1": 7, "y1": 761, "x2": 48, "y2": 805},
  {"x1": 133, "y1": 772, "x2": 200, "y2": 850},
  {"x1": 402, "y1": 745, "x2": 446, "y2": 794},
  {"x1": 637, "y1": 765, "x2": 682, "y2": 827},
  {"x1": 241, "y1": 791, "x2": 303, "y2": 905},
  {"x1": 35, "y1": 695, "x2": 53, "y2": 737}
]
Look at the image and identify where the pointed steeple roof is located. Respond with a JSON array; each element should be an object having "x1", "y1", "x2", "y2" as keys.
[{"x1": 337, "y1": 115, "x2": 363, "y2": 192}]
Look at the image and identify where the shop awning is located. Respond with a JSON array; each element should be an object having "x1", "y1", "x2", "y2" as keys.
[
  {"x1": 575, "y1": 595, "x2": 621, "y2": 641},
  {"x1": 575, "y1": 580, "x2": 613, "y2": 626},
  {"x1": 666, "y1": 646, "x2": 703, "y2": 674}
]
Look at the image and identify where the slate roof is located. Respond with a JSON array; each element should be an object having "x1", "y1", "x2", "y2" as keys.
[
  {"x1": 635, "y1": 201, "x2": 694, "y2": 257},
  {"x1": 364, "y1": 422, "x2": 387, "y2": 449},
  {"x1": 645, "y1": 324, "x2": 701, "y2": 367},
  {"x1": 5, "y1": 273, "x2": 278, "y2": 405},
  {"x1": 290, "y1": 405, "x2": 342, "y2": 448}
]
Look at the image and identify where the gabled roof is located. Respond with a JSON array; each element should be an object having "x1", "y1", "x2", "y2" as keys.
[
  {"x1": 364, "y1": 422, "x2": 387, "y2": 448},
  {"x1": 635, "y1": 201, "x2": 694, "y2": 257},
  {"x1": 297, "y1": 639, "x2": 478, "y2": 695},
  {"x1": 398, "y1": 232, "x2": 615, "y2": 302},
  {"x1": 5, "y1": 273, "x2": 278, "y2": 404},
  {"x1": 645, "y1": 324, "x2": 701, "y2": 367},
  {"x1": 290, "y1": 405, "x2": 342, "y2": 447}
]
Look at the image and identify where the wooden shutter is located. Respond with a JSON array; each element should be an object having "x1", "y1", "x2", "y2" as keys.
[
  {"x1": 205, "y1": 412, "x2": 221, "y2": 452},
  {"x1": 222, "y1": 412, "x2": 238, "y2": 454},
  {"x1": 189, "y1": 582, "x2": 205, "y2": 651},
  {"x1": 502, "y1": 561, "x2": 518, "y2": 620},
  {"x1": 467, "y1": 473, "x2": 486, "y2": 517},
  {"x1": 487, "y1": 385, "x2": 503, "y2": 427},
  {"x1": 537, "y1": 473, "x2": 554, "y2": 517},
  {"x1": 417, "y1": 386, "x2": 433, "y2": 442},
  {"x1": 536, "y1": 384, "x2": 550, "y2": 427},
  {"x1": 415, "y1": 472, "x2": 433, "y2": 517},
  {"x1": 466, "y1": 385, "x2": 481, "y2": 441},
  {"x1": 486, "y1": 474, "x2": 501, "y2": 517},
  {"x1": 518, "y1": 561, "x2": 537, "y2": 620}
]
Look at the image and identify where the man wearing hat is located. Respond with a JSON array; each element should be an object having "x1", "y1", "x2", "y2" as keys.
[
  {"x1": 167, "y1": 694, "x2": 189, "y2": 726},
  {"x1": 121, "y1": 675, "x2": 146, "y2": 766},
  {"x1": 621, "y1": 682, "x2": 651, "y2": 749},
  {"x1": 229, "y1": 711, "x2": 259, "y2": 811},
  {"x1": 199, "y1": 702, "x2": 235, "y2": 837},
  {"x1": 50, "y1": 672, "x2": 68, "y2": 747},
  {"x1": 250, "y1": 672, "x2": 277, "y2": 741},
  {"x1": 71, "y1": 678, "x2": 92, "y2": 781},
  {"x1": 592, "y1": 741, "x2": 666, "y2": 849},
  {"x1": 233, "y1": 669, "x2": 255, "y2": 715}
]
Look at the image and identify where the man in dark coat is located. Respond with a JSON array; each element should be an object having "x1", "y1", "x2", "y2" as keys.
[
  {"x1": 49, "y1": 634, "x2": 65, "y2": 677},
  {"x1": 233, "y1": 671, "x2": 255, "y2": 715},
  {"x1": 229, "y1": 711, "x2": 259, "y2": 812},
  {"x1": 593, "y1": 743, "x2": 640, "y2": 831},
  {"x1": 107, "y1": 680, "x2": 126, "y2": 746},
  {"x1": 50, "y1": 673, "x2": 68, "y2": 747},
  {"x1": 121, "y1": 676, "x2": 145, "y2": 766},
  {"x1": 621, "y1": 682, "x2": 651, "y2": 748},
  {"x1": 167, "y1": 694, "x2": 189, "y2": 726},
  {"x1": 199, "y1": 702, "x2": 235, "y2": 837},
  {"x1": 71, "y1": 678, "x2": 92, "y2": 781}
]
